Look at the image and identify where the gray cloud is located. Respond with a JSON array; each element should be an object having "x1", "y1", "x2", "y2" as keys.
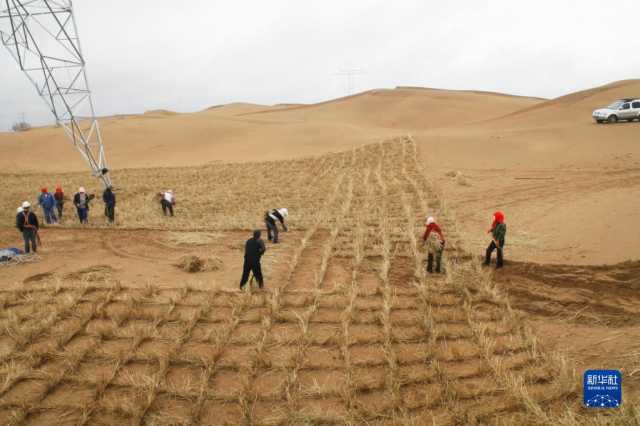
[{"x1": 1, "y1": 0, "x2": 638, "y2": 129}]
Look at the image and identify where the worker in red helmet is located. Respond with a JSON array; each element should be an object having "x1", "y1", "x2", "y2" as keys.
[
  {"x1": 484, "y1": 211, "x2": 506, "y2": 268},
  {"x1": 54, "y1": 185, "x2": 65, "y2": 219},
  {"x1": 38, "y1": 187, "x2": 58, "y2": 225},
  {"x1": 422, "y1": 216, "x2": 445, "y2": 273}
]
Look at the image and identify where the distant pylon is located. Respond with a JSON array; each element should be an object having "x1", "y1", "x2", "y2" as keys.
[
  {"x1": 335, "y1": 68, "x2": 366, "y2": 95},
  {"x1": 0, "y1": 0, "x2": 111, "y2": 186}
]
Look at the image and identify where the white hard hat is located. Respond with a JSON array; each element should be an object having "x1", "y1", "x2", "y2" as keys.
[
  {"x1": 79, "y1": 187, "x2": 86, "y2": 193},
  {"x1": 21, "y1": 201, "x2": 31, "y2": 209},
  {"x1": 426, "y1": 216, "x2": 435, "y2": 225},
  {"x1": 17, "y1": 207, "x2": 23, "y2": 214},
  {"x1": 280, "y1": 208, "x2": 288, "y2": 217}
]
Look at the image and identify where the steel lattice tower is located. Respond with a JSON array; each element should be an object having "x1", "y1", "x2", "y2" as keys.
[{"x1": 0, "y1": 0, "x2": 111, "y2": 186}]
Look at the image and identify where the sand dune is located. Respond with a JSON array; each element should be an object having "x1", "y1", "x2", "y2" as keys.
[
  {"x1": 0, "y1": 80, "x2": 638, "y2": 264},
  {"x1": 239, "y1": 87, "x2": 543, "y2": 131},
  {"x1": 1, "y1": 81, "x2": 639, "y2": 421},
  {"x1": 414, "y1": 80, "x2": 640, "y2": 265},
  {"x1": 416, "y1": 79, "x2": 640, "y2": 171},
  {"x1": 0, "y1": 86, "x2": 541, "y2": 172}
]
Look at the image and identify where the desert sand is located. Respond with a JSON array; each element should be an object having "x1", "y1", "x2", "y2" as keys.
[
  {"x1": 2, "y1": 80, "x2": 638, "y2": 265},
  {"x1": 0, "y1": 80, "x2": 638, "y2": 424}
]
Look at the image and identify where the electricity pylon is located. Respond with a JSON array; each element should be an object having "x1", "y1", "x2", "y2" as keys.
[
  {"x1": 0, "y1": 0, "x2": 111, "y2": 186},
  {"x1": 335, "y1": 68, "x2": 366, "y2": 95}
]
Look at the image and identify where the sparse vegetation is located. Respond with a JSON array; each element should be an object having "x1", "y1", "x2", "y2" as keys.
[{"x1": 0, "y1": 137, "x2": 628, "y2": 424}]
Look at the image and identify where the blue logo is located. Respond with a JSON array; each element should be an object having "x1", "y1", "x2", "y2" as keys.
[{"x1": 584, "y1": 370, "x2": 621, "y2": 408}]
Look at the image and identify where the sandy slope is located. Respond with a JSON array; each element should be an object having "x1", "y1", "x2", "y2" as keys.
[
  {"x1": 0, "y1": 87, "x2": 541, "y2": 173},
  {"x1": 0, "y1": 80, "x2": 638, "y2": 264},
  {"x1": 416, "y1": 79, "x2": 640, "y2": 265}
]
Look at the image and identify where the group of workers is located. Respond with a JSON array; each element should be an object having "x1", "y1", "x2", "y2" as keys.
[
  {"x1": 239, "y1": 209, "x2": 507, "y2": 290},
  {"x1": 421, "y1": 211, "x2": 506, "y2": 274},
  {"x1": 14, "y1": 187, "x2": 178, "y2": 254},
  {"x1": 14, "y1": 179, "x2": 508, "y2": 285}
]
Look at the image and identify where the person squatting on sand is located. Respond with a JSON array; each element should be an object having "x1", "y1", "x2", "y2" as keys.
[
  {"x1": 159, "y1": 190, "x2": 175, "y2": 217},
  {"x1": 54, "y1": 185, "x2": 65, "y2": 219},
  {"x1": 240, "y1": 230, "x2": 266, "y2": 290},
  {"x1": 484, "y1": 211, "x2": 507, "y2": 269},
  {"x1": 38, "y1": 187, "x2": 58, "y2": 225},
  {"x1": 74, "y1": 187, "x2": 94, "y2": 224},
  {"x1": 102, "y1": 186, "x2": 116, "y2": 224},
  {"x1": 423, "y1": 216, "x2": 445, "y2": 273},
  {"x1": 264, "y1": 208, "x2": 288, "y2": 243},
  {"x1": 16, "y1": 202, "x2": 39, "y2": 254}
]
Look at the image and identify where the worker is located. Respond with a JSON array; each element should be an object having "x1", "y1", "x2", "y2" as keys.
[
  {"x1": 264, "y1": 208, "x2": 288, "y2": 243},
  {"x1": 240, "y1": 230, "x2": 266, "y2": 290},
  {"x1": 484, "y1": 211, "x2": 507, "y2": 269},
  {"x1": 159, "y1": 190, "x2": 175, "y2": 217},
  {"x1": 16, "y1": 201, "x2": 39, "y2": 254},
  {"x1": 422, "y1": 216, "x2": 445, "y2": 273},
  {"x1": 38, "y1": 187, "x2": 58, "y2": 225},
  {"x1": 102, "y1": 186, "x2": 116, "y2": 224},
  {"x1": 73, "y1": 187, "x2": 93, "y2": 224},
  {"x1": 54, "y1": 185, "x2": 64, "y2": 219}
]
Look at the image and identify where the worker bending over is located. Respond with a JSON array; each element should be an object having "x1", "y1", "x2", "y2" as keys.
[
  {"x1": 240, "y1": 230, "x2": 266, "y2": 290},
  {"x1": 159, "y1": 190, "x2": 175, "y2": 217},
  {"x1": 265, "y1": 208, "x2": 288, "y2": 243},
  {"x1": 423, "y1": 216, "x2": 445, "y2": 273}
]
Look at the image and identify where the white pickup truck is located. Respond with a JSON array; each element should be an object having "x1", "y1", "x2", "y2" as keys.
[{"x1": 593, "y1": 98, "x2": 640, "y2": 123}]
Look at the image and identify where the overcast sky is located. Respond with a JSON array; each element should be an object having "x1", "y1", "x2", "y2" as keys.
[{"x1": 1, "y1": 0, "x2": 639, "y2": 129}]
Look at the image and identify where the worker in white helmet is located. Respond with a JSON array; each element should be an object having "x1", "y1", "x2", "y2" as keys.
[
  {"x1": 73, "y1": 187, "x2": 95, "y2": 224},
  {"x1": 15, "y1": 201, "x2": 40, "y2": 253},
  {"x1": 264, "y1": 208, "x2": 288, "y2": 243},
  {"x1": 158, "y1": 190, "x2": 175, "y2": 217}
]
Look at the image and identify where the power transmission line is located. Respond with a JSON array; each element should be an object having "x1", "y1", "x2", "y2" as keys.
[{"x1": 335, "y1": 68, "x2": 366, "y2": 94}]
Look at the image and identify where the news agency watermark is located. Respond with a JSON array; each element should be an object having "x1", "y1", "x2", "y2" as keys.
[{"x1": 584, "y1": 370, "x2": 621, "y2": 408}]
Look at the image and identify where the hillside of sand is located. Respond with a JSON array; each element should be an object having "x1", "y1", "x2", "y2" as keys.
[
  {"x1": 0, "y1": 87, "x2": 542, "y2": 173},
  {"x1": 413, "y1": 79, "x2": 640, "y2": 266},
  {"x1": 1, "y1": 82, "x2": 640, "y2": 422},
  {"x1": 1, "y1": 139, "x2": 638, "y2": 424},
  {"x1": 1, "y1": 80, "x2": 638, "y2": 265}
]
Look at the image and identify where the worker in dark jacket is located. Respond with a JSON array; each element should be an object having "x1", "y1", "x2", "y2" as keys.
[
  {"x1": 54, "y1": 185, "x2": 65, "y2": 219},
  {"x1": 264, "y1": 208, "x2": 288, "y2": 243},
  {"x1": 16, "y1": 201, "x2": 39, "y2": 254},
  {"x1": 484, "y1": 211, "x2": 507, "y2": 268},
  {"x1": 240, "y1": 230, "x2": 266, "y2": 289},
  {"x1": 73, "y1": 187, "x2": 93, "y2": 224},
  {"x1": 102, "y1": 186, "x2": 116, "y2": 223}
]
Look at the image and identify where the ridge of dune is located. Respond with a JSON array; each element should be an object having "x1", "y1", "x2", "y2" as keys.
[
  {"x1": 236, "y1": 87, "x2": 543, "y2": 132},
  {"x1": 202, "y1": 102, "x2": 295, "y2": 116},
  {"x1": 394, "y1": 86, "x2": 547, "y2": 101},
  {"x1": 414, "y1": 79, "x2": 640, "y2": 170},
  {"x1": 142, "y1": 109, "x2": 179, "y2": 118},
  {"x1": 3, "y1": 81, "x2": 636, "y2": 174},
  {"x1": 239, "y1": 86, "x2": 543, "y2": 118}
]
